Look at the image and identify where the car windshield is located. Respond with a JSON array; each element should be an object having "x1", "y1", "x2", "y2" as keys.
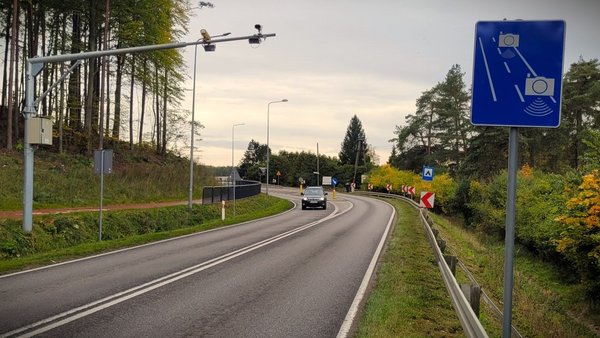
[{"x1": 304, "y1": 188, "x2": 324, "y2": 196}]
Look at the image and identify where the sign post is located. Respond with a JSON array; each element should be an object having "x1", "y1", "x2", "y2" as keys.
[
  {"x1": 94, "y1": 149, "x2": 113, "y2": 240},
  {"x1": 472, "y1": 20, "x2": 565, "y2": 338}
]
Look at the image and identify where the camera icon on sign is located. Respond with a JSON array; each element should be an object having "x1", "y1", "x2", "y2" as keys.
[
  {"x1": 525, "y1": 76, "x2": 555, "y2": 96},
  {"x1": 498, "y1": 33, "x2": 520, "y2": 47}
]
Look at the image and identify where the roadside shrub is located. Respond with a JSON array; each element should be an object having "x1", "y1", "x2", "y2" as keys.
[{"x1": 555, "y1": 170, "x2": 600, "y2": 304}]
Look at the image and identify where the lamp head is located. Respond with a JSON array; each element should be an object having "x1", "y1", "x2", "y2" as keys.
[{"x1": 254, "y1": 24, "x2": 262, "y2": 34}]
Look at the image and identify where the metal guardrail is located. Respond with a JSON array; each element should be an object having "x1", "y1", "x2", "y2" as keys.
[
  {"x1": 357, "y1": 191, "x2": 489, "y2": 338},
  {"x1": 202, "y1": 180, "x2": 261, "y2": 205}
]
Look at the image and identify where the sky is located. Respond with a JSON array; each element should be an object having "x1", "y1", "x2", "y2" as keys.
[{"x1": 178, "y1": 0, "x2": 600, "y2": 167}]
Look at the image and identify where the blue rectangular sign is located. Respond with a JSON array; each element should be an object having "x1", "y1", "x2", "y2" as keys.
[
  {"x1": 422, "y1": 166, "x2": 434, "y2": 181},
  {"x1": 471, "y1": 20, "x2": 566, "y2": 127}
]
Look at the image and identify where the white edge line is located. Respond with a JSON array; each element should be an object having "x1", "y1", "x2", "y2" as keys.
[
  {"x1": 0, "y1": 198, "x2": 298, "y2": 279},
  {"x1": 336, "y1": 201, "x2": 396, "y2": 338},
  {"x1": 478, "y1": 37, "x2": 497, "y2": 102}
]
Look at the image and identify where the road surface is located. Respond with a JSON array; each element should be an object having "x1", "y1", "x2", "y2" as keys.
[{"x1": 0, "y1": 190, "x2": 394, "y2": 337}]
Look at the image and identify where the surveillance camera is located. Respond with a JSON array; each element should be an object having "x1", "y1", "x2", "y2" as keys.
[
  {"x1": 201, "y1": 29, "x2": 211, "y2": 42},
  {"x1": 254, "y1": 24, "x2": 262, "y2": 33}
]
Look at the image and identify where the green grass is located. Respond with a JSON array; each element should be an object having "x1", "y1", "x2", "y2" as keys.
[
  {"x1": 429, "y1": 213, "x2": 598, "y2": 338},
  {"x1": 356, "y1": 198, "x2": 463, "y2": 337},
  {"x1": 0, "y1": 195, "x2": 293, "y2": 273},
  {"x1": 0, "y1": 149, "x2": 215, "y2": 210}
]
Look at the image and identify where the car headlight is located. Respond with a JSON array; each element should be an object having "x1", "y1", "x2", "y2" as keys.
[
  {"x1": 302, "y1": 197, "x2": 308, "y2": 201},
  {"x1": 319, "y1": 197, "x2": 325, "y2": 201}
]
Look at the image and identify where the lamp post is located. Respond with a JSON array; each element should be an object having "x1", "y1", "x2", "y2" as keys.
[
  {"x1": 188, "y1": 32, "x2": 231, "y2": 211},
  {"x1": 232, "y1": 123, "x2": 245, "y2": 217},
  {"x1": 266, "y1": 99, "x2": 287, "y2": 195},
  {"x1": 352, "y1": 137, "x2": 364, "y2": 187}
]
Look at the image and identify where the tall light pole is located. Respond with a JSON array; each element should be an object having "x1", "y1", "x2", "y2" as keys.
[
  {"x1": 353, "y1": 137, "x2": 364, "y2": 186},
  {"x1": 232, "y1": 123, "x2": 245, "y2": 217},
  {"x1": 188, "y1": 32, "x2": 231, "y2": 211},
  {"x1": 266, "y1": 99, "x2": 287, "y2": 195}
]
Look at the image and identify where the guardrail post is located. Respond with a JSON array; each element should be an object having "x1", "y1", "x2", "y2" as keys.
[
  {"x1": 438, "y1": 239, "x2": 446, "y2": 253},
  {"x1": 444, "y1": 255, "x2": 457, "y2": 276},
  {"x1": 461, "y1": 284, "x2": 481, "y2": 317}
]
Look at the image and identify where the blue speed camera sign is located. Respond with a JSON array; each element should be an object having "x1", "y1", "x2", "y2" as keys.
[{"x1": 471, "y1": 20, "x2": 566, "y2": 127}]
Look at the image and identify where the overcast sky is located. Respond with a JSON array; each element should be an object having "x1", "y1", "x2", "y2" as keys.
[{"x1": 178, "y1": 0, "x2": 600, "y2": 167}]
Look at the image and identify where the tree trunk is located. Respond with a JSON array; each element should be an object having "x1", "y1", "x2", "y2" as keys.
[
  {"x1": 86, "y1": 0, "x2": 99, "y2": 152},
  {"x1": 139, "y1": 60, "x2": 147, "y2": 144},
  {"x1": 162, "y1": 69, "x2": 168, "y2": 155},
  {"x1": 112, "y1": 54, "x2": 124, "y2": 138},
  {"x1": 128, "y1": 55, "x2": 135, "y2": 149},
  {"x1": 67, "y1": 11, "x2": 81, "y2": 129},
  {"x1": 59, "y1": 13, "x2": 67, "y2": 153},
  {"x1": 155, "y1": 65, "x2": 160, "y2": 153},
  {"x1": 2, "y1": 7, "x2": 10, "y2": 110},
  {"x1": 6, "y1": 0, "x2": 18, "y2": 150}
]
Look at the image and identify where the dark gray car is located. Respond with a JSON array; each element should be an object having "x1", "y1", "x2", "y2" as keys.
[{"x1": 301, "y1": 186, "x2": 328, "y2": 210}]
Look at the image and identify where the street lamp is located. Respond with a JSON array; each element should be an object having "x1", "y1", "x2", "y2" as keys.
[
  {"x1": 232, "y1": 123, "x2": 245, "y2": 217},
  {"x1": 188, "y1": 32, "x2": 231, "y2": 211},
  {"x1": 266, "y1": 99, "x2": 288, "y2": 195}
]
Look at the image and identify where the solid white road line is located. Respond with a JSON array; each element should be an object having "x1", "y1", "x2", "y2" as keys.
[{"x1": 336, "y1": 200, "x2": 396, "y2": 338}]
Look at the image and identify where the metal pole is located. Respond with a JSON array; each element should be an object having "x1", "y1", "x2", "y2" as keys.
[
  {"x1": 99, "y1": 150, "x2": 104, "y2": 241},
  {"x1": 188, "y1": 42, "x2": 199, "y2": 211},
  {"x1": 317, "y1": 142, "x2": 320, "y2": 185},
  {"x1": 266, "y1": 99, "x2": 287, "y2": 195},
  {"x1": 232, "y1": 123, "x2": 244, "y2": 217},
  {"x1": 233, "y1": 124, "x2": 235, "y2": 218},
  {"x1": 353, "y1": 138, "x2": 363, "y2": 185},
  {"x1": 503, "y1": 127, "x2": 519, "y2": 337},
  {"x1": 266, "y1": 103, "x2": 270, "y2": 196},
  {"x1": 22, "y1": 62, "x2": 35, "y2": 233}
]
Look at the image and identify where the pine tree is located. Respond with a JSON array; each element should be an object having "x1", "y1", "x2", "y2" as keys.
[{"x1": 339, "y1": 115, "x2": 368, "y2": 165}]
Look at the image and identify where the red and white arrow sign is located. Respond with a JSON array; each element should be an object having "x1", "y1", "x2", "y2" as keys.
[
  {"x1": 420, "y1": 191, "x2": 435, "y2": 208},
  {"x1": 386, "y1": 183, "x2": 392, "y2": 191},
  {"x1": 408, "y1": 186, "x2": 415, "y2": 195},
  {"x1": 402, "y1": 185, "x2": 407, "y2": 193}
]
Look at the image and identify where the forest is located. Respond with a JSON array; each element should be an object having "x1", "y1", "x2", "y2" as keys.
[{"x1": 0, "y1": 0, "x2": 204, "y2": 154}]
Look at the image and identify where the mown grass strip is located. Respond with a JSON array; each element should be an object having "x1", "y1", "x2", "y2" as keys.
[
  {"x1": 0, "y1": 195, "x2": 293, "y2": 273},
  {"x1": 356, "y1": 198, "x2": 463, "y2": 338}
]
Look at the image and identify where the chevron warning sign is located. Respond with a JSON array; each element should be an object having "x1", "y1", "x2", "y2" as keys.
[{"x1": 420, "y1": 191, "x2": 435, "y2": 208}]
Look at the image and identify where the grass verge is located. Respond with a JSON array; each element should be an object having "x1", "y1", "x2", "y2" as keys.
[
  {"x1": 355, "y1": 198, "x2": 463, "y2": 338},
  {"x1": 429, "y1": 213, "x2": 598, "y2": 337},
  {"x1": 0, "y1": 194, "x2": 293, "y2": 273}
]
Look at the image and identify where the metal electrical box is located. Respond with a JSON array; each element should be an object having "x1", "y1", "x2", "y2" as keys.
[{"x1": 27, "y1": 117, "x2": 53, "y2": 145}]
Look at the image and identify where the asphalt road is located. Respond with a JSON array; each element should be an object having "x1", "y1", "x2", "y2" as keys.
[{"x1": 0, "y1": 190, "x2": 394, "y2": 337}]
